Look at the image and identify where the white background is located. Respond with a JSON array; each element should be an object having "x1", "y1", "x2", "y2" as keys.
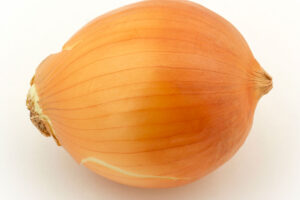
[{"x1": 1, "y1": 0, "x2": 299, "y2": 199}]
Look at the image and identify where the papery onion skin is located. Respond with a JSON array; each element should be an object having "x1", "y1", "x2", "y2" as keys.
[{"x1": 26, "y1": 0, "x2": 272, "y2": 188}]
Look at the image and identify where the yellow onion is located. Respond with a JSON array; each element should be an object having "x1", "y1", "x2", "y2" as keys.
[{"x1": 26, "y1": 0, "x2": 272, "y2": 188}]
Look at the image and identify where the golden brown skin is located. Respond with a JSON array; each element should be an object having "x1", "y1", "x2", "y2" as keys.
[{"x1": 27, "y1": 0, "x2": 272, "y2": 188}]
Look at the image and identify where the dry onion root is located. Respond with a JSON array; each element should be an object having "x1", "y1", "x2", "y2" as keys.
[{"x1": 26, "y1": 0, "x2": 272, "y2": 188}]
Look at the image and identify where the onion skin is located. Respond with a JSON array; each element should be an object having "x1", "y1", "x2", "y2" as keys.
[{"x1": 26, "y1": 0, "x2": 272, "y2": 188}]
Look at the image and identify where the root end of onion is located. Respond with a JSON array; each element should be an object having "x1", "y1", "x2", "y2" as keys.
[
  {"x1": 81, "y1": 157, "x2": 189, "y2": 181},
  {"x1": 26, "y1": 83, "x2": 61, "y2": 146}
]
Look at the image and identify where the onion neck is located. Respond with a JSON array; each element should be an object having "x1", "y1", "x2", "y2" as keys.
[
  {"x1": 252, "y1": 61, "x2": 273, "y2": 98},
  {"x1": 26, "y1": 78, "x2": 60, "y2": 146}
]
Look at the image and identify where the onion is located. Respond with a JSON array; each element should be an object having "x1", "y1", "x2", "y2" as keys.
[{"x1": 26, "y1": 0, "x2": 272, "y2": 188}]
